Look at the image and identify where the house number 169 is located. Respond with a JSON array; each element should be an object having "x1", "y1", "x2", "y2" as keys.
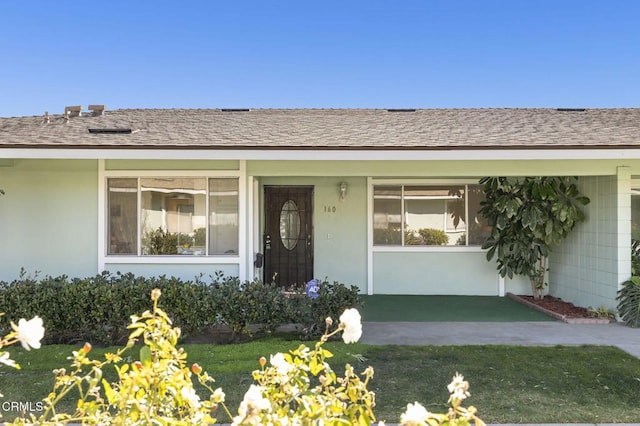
[{"x1": 324, "y1": 205, "x2": 336, "y2": 213}]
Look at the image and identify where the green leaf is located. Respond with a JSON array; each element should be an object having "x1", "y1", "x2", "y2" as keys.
[
  {"x1": 140, "y1": 345, "x2": 152, "y2": 367},
  {"x1": 102, "y1": 379, "x2": 116, "y2": 404},
  {"x1": 576, "y1": 195, "x2": 591, "y2": 205}
]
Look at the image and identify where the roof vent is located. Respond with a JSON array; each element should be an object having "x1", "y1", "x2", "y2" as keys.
[
  {"x1": 556, "y1": 108, "x2": 586, "y2": 112},
  {"x1": 386, "y1": 109, "x2": 416, "y2": 112},
  {"x1": 220, "y1": 108, "x2": 251, "y2": 112},
  {"x1": 64, "y1": 105, "x2": 82, "y2": 118},
  {"x1": 88, "y1": 105, "x2": 106, "y2": 116},
  {"x1": 88, "y1": 128, "x2": 132, "y2": 134}
]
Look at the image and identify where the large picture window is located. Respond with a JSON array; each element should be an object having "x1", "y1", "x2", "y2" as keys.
[
  {"x1": 108, "y1": 177, "x2": 239, "y2": 256},
  {"x1": 373, "y1": 183, "x2": 490, "y2": 247}
]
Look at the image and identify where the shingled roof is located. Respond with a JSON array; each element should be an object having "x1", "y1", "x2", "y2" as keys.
[{"x1": 1, "y1": 108, "x2": 639, "y2": 150}]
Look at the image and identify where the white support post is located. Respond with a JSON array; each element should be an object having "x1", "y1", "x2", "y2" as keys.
[
  {"x1": 367, "y1": 177, "x2": 374, "y2": 295},
  {"x1": 97, "y1": 159, "x2": 106, "y2": 273}
]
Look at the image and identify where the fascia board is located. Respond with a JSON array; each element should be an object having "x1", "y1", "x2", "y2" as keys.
[{"x1": 3, "y1": 148, "x2": 640, "y2": 161}]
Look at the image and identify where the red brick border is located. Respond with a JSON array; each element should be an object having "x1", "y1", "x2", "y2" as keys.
[{"x1": 506, "y1": 292, "x2": 612, "y2": 324}]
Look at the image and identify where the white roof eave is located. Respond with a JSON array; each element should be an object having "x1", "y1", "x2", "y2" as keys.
[{"x1": 1, "y1": 147, "x2": 640, "y2": 161}]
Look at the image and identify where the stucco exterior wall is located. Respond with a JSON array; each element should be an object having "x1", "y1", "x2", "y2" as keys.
[
  {"x1": 105, "y1": 159, "x2": 240, "y2": 171},
  {"x1": 372, "y1": 251, "x2": 529, "y2": 295},
  {"x1": 549, "y1": 170, "x2": 631, "y2": 311},
  {"x1": 0, "y1": 160, "x2": 99, "y2": 281},
  {"x1": 102, "y1": 263, "x2": 239, "y2": 282}
]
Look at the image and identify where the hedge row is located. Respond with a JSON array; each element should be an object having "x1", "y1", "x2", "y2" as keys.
[{"x1": 0, "y1": 271, "x2": 360, "y2": 346}]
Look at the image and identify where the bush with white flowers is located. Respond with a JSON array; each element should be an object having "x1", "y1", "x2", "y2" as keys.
[
  {"x1": 0, "y1": 314, "x2": 45, "y2": 398},
  {"x1": 8, "y1": 290, "x2": 484, "y2": 426}
]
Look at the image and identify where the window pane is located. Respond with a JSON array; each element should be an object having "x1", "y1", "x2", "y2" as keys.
[
  {"x1": 108, "y1": 178, "x2": 137, "y2": 255},
  {"x1": 373, "y1": 186, "x2": 402, "y2": 245},
  {"x1": 209, "y1": 178, "x2": 239, "y2": 255},
  {"x1": 404, "y1": 186, "x2": 464, "y2": 246},
  {"x1": 140, "y1": 178, "x2": 206, "y2": 255},
  {"x1": 467, "y1": 184, "x2": 491, "y2": 246},
  {"x1": 280, "y1": 200, "x2": 301, "y2": 250}
]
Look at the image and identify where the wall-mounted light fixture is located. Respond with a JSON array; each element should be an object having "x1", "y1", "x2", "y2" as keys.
[{"x1": 339, "y1": 181, "x2": 347, "y2": 201}]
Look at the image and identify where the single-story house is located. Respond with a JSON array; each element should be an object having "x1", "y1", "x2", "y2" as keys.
[{"x1": 1, "y1": 106, "x2": 639, "y2": 311}]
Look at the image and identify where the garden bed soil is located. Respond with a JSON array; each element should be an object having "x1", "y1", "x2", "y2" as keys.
[
  {"x1": 183, "y1": 323, "x2": 302, "y2": 345},
  {"x1": 507, "y1": 293, "x2": 614, "y2": 324}
]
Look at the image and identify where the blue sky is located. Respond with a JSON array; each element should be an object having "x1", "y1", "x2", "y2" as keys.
[{"x1": 1, "y1": 1, "x2": 638, "y2": 117}]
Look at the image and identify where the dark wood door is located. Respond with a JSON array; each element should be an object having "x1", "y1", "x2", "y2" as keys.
[{"x1": 264, "y1": 186, "x2": 313, "y2": 287}]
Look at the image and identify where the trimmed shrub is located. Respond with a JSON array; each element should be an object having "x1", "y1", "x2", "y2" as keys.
[
  {"x1": 288, "y1": 279, "x2": 361, "y2": 338},
  {"x1": 0, "y1": 272, "x2": 217, "y2": 345},
  {"x1": 0, "y1": 271, "x2": 360, "y2": 345}
]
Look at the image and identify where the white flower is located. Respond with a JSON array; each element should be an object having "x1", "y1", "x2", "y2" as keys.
[
  {"x1": 0, "y1": 352, "x2": 17, "y2": 368},
  {"x1": 243, "y1": 384, "x2": 270, "y2": 411},
  {"x1": 212, "y1": 387, "x2": 225, "y2": 403},
  {"x1": 11, "y1": 316, "x2": 45, "y2": 351},
  {"x1": 180, "y1": 386, "x2": 201, "y2": 407},
  {"x1": 400, "y1": 401, "x2": 430, "y2": 425},
  {"x1": 270, "y1": 352, "x2": 293, "y2": 377},
  {"x1": 232, "y1": 384, "x2": 270, "y2": 425},
  {"x1": 339, "y1": 308, "x2": 362, "y2": 344},
  {"x1": 447, "y1": 373, "x2": 470, "y2": 401}
]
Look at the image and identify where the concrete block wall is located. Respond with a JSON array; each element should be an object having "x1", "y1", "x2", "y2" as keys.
[{"x1": 549, "y1": 170, "x2": 630, "y2": 311}]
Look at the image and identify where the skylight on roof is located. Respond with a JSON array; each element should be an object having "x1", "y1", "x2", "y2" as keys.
[{"x1": 88, "y1": 128, "x2": 132, "y2": 134}]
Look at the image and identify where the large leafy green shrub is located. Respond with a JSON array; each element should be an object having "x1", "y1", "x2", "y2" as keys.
[
  {"x1": 631, "y1": 239, "x2": 640, "y2": 276},
  {"x1": 479, "y1": 176, "x2": 590, "y2": 299},
  {"x1": 616, "y1": 276, "x2": 640, "y2": 327},
  {"x1": 615, "y1": 240, "x2": 640, "y2": 327}
]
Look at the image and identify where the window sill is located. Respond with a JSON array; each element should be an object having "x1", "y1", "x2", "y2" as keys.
[
  {"x1": 371, "y1": 246, "x2": 486, "y2": 253},
  {"x1": 104, "y1": 255, "x2": 240, "y2": 264}
]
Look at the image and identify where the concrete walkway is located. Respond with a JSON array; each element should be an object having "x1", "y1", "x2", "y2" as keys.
[{"x1": 361, "y1": 320, "x2": 640, "y2": 358}]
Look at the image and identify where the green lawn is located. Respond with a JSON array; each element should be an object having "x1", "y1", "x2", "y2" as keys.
[{"x1": 2, "y1": 339, "x2": 640, "y2": 424}]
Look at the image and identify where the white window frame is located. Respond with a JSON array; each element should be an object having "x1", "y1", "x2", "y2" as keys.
[{"x1": 98, "y1": 160, "x2": 247, "y2": 275}]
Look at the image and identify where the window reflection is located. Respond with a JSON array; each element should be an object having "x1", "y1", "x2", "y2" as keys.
[
  {"x1": 280, "y1": 200, "x2": 301, "y2": 250},
  {"x1": 106, "y1": 177, "x2": 239, "y2": 256},
  {"x1": 372, "y1": 184, "x2": 489, "y2": 247}
]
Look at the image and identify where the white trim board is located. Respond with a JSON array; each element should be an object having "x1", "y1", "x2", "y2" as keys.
[{"x1": 4, "y1": 147, "x2": 640, "y2": 161}]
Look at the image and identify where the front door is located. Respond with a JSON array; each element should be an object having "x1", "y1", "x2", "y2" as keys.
[{"x1": 264, "y1": 186, "x2": 313, "y2": 287}]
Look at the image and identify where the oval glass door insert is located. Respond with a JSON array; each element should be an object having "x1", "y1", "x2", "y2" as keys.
[{"x1": 280, "y1": 200, "x2": 301, "y2": 250}]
